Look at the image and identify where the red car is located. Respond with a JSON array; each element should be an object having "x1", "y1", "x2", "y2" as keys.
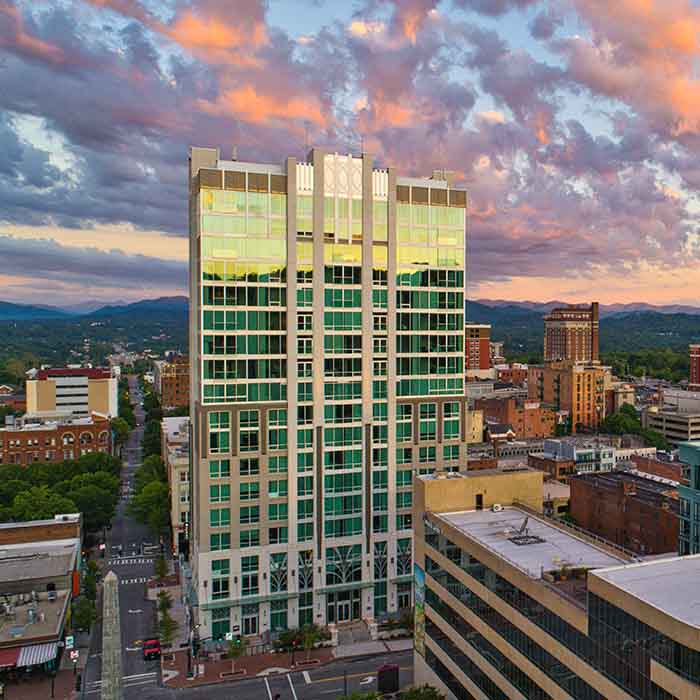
[{"x1": 142, "y1": 639, "x2": 161, "y2": 660}]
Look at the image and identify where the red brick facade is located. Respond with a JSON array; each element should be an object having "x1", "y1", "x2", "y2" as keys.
[
  {"x1": 160, "y1": 356, "x2": 190, "y2": 408},
  {"x1": 629, "y1": 454, "x2": 682, "y2": 481},
  {"x1": 465, "y1": 325, "x2": 491, "y2": 371},
  {"x1": 496, "y1": 366, "x2": 528, "y2": 387},
  {"x1": 475, "y1": 396, "x2": 556, "y2": 440},
  {"x1": 0, "y1": 415, "x2": 111, "y2": 465},
  {"x1": 691, "y1": 344, "x2": 700, "y2": 390},
  {"x1": 570, "y1": 472, "x2": 678, "y2": 555},
  {"x1": 528, "y1": 453, "x2": 576, "y2": 482}
]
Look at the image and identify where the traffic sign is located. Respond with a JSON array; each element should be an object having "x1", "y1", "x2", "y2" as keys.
[
  {"x1": 224, "y1": 632, "x2": 233, "y2": 641},
  {"x1": 65, "y1": 635, "x2": 74, "y2": 650},
  {"x1": 70, "y1": 650, "x2": 79, "y2": 662}
]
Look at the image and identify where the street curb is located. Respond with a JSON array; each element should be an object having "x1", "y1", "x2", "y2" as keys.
[{"x1": 162, "y1": 646, "x2": 412, "y2": 690}]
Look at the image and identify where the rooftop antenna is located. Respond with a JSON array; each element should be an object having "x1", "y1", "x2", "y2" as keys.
[{"x1": 304, "y1": 120, "x2": 311, "y2": 157}]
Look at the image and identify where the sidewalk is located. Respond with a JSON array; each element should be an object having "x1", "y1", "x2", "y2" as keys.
[
  {"x1": 162, "y1": 646, "x2": 334, "y2": 688},
  {"x1": 333, "y1": 637, "x2": 413, "y2": 658},
  {"x1": 1, "y1": 669, "x2": 76, "y2": 700}
]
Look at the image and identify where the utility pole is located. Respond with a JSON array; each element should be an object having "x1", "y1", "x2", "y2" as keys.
[{"x1": 101, "y1": 571, "x2": 123, "y2": 700}]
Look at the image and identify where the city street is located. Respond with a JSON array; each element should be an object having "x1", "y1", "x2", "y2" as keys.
[
  {"x1": 121, "y1": 649, "x2": 413, "y2": 700},
  {"x1": 82, "y1": 377, "x2": 160, "y2": 697}
]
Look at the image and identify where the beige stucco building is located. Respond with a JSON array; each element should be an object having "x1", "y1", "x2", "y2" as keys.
[
  {"x1": 26, "y1": 367, "x2": 118, "y2": 418},
  {"x1": 162, "y1": 416, "x2": 191, "y2": 556}
]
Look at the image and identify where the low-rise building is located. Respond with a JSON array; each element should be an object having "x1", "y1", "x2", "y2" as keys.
[
  {"x1": 153, "y1": 355, "x2": 189, "y2": 409},
  {"x1": 475, "y1": 395, "x2": 556, "y2": 439},
  {"x1": 543, "y1": 480, "x2": 570, "y2": 517},
  {"x1": 529, "y1": 437, "x2": 616, "y2": 482},
  {"x1": 0, "y1": 413, "x2": 111, "y2": 465},
  {"x1": 464, "y1": 324, "x2": 492, "y2": 380},
  {"x1": 629, "y1": 453, "x2": 682, "y2": 481},
  {"x1": 690, "y1": 344, "x2": 700, "y2": 390},
  {"x1": 605, "y1": 381, "x2": 635, "y2": 415},
  {"x1": 643, "y1": 405, "x2": 700, "y2": 446},
  {"x1": 489, "y1": 340, "x2": 505, "y2": 365},
  {"x1": 495, "y1": 363, "x2": 528, "y2": 387},
  {"x1": 0, "y1": 515, "x2": 81, "y2": 676},
  {"x1": 570, "y1": 470, "x2": 679, "y2": 555},
  {"x1": 413, "y1": 469, "x2": 700, "y2": 700},
  {"x1": 162, "y1": 416, "x2": 190, "y2": 556},
  {"x1": 25, "y1": 367, "x2": 118, "y2": 418}
]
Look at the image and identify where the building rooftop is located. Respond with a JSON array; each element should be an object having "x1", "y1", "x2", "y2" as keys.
[
  {"x1": 162, "y1": 416, "x2": 190, "y2": 442},
  {"x1": 1, "y1": 413, "x2": 106, "y2": 432},
  {"x1": 0, "y1": 590, "x2": 70, "y2": 646},
  {"x1": 0, "y1": 514, "x2": 80, "y2": 532},
  {"x1": 33, "y1": 367, "x2": 112, "y2": 380},
  {"x1": 436, "y1": 506, "x2": 627, "y2": 581},
  {"x1": 592, "y1": 555, "x2": 700, "y2": 629},
  {"x1": 0, "y1": 543, "x2": 77, "y2": 586}
]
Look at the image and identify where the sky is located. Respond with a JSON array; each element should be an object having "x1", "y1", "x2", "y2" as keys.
[{"x1": 1, "y1": 0, "x2": 700, "y2": 307}]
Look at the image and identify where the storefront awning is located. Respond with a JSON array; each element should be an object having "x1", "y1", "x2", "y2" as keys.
[
  {"x1": 0, "y1": 647, "x2": 19, "y2": 669},
  {"x1": 17, "y1": 642, "x2": 58, "y2": 667}
]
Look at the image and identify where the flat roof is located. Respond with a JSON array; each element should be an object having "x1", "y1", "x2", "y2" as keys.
[
  {"x1": 436, "y1": 507, "x2": 627, "y2": 578},
  {"x1": 592, "y1": 555, "x2": 700, "y2": 628},
  {"x1": 0, "y1": 544, "x2": 77, "y2": 584}
]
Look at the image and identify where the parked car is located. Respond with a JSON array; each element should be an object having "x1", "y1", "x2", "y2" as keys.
[{"x1": 143, "y1": 639, "x2": 161, "y2": 660}]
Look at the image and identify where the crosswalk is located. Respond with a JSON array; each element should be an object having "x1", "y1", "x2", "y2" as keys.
[
  {"x1": 108, "y1": 558, "x2": 153, "y2": 566},
  {"x1": 85, "y1": 671, "x2": 157, "y2": 695},
  {"x1": 119, "y1": 577, "x2": 149, "y2": 585}
]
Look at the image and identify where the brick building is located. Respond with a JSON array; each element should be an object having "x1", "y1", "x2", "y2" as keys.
[
  {"x1": 570, "y1": 470, "x2": 679, "y2": 555},
  {"x1": 0, "y1": 414, "x2": 111, "y2": 465},
  {"x1": 475, "y1": 396, "x2": 556, "y2": 440},
  {"x1": 629, "y1": 454, "x2": 683, "y2": 481},
  {"x1": 464, "y1": 324, "x2": 491, "y2": 370},
  {"x1": 495, "y1": 363, "x2": 528, "y2": 387},
  {"x1": 528, "y1": 361, "x2": 609, "y2": 433},
  {"x1": 528, "y1": 452, "x2": 576, "y2": 482},
  {"x1": 153, "y1": 355, "x2": 190, "y2": 409},
  {"x1": 691, "y1": 344, "x2": 700, "y2": 390},
  {"x1": 543, "y1": 302, "x2": 599, "y2": 363}
]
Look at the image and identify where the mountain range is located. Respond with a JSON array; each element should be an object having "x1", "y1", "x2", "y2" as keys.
[
  {"x1": 473, "y1": 299, "x2": 700, "y2": 317},
  {"x1": 0, "y1": 297, "x2": 188, "y2": 321}
]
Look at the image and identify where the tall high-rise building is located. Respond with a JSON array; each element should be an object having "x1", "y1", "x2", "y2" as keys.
[
  {"x1": 690, "y1": 344, "x2": 700, "y2": 390},
  {"x1": 543, "y1": 302, "x2": 599, "y2": 362},
  {"x1": 188, "y1": 147, "x2": 466, "y2": 640}
]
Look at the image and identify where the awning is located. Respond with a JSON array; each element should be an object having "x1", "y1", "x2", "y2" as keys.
[
  {"x1": 17, "y1": 642, "x2": 58, "y2": 667},
  {"x1": 0, "y1": 647, "x2": 19, "y2": 669}
]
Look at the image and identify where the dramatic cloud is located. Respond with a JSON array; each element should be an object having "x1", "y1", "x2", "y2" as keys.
[{"x1": 0, "y1": 0, "x2": 698, "y2": 305}]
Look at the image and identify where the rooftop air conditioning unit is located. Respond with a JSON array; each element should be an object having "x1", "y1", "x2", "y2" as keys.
[{"x1": 492, "y1": 504, "x2": 504, "y2": 512}]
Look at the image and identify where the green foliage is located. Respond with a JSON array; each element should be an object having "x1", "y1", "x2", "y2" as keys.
[
  {"x1": 159, "y1": 609, "x2": 178, "y2": 648},
  {"x1": 401, "y1": 686, "x2": 446, "y2": 700},
  {"x1": 157, "y1": 590, "x2": 172, "y2": 614},
  {"x1": 128, "y1": 480, "x2": 169, "y2": 536},
  {"x1": 11, "y1": 486, "x2": 76, "y2": 521},
  {"x1": 155, "y1": 556, "x2": 168, "y2": 580},
  {"x1": 601, "y1": 348, "x2": 689, "y2": 382},
  {"x1": 72, "y1": 596, "x2": 97, "y2": 633},
  {"x1": 274, "y1": 624, "x2": 330, "y2": 652},
  {"x1": 111, "y1": 417, "x2": 130, "y2": 446},
  {"x1": 340, "y1": 693, "x2": 381, "y2": 700},
  {"x1": 142, "y1": 420, "x2": 162, "y2": 457},
  {"x1": 226, "y1": 636, "x2": 247, "y2": 672},
  {"x1": 600, "y1": 406, "x2": 670, "y2": 451},
  {"x1": 143, "y1": 390, "x2": 162, "y2": 423}
]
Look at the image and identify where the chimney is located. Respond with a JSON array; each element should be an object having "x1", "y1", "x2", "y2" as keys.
[{"x1": 231, "y1": 146, "x2": 238, "y2": 161}]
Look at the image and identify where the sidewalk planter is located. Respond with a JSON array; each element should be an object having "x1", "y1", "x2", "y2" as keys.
[
  {"x1": 219, "y1": 669, "x2": 246, "y2": 679},
  {"x1": 292, "y1": 658, "x2": 320, "y2": 668}
]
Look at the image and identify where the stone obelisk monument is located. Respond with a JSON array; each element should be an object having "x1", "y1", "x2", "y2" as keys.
[{"x1": 101, "y1": 571, "x2": 123, "y2": 700}]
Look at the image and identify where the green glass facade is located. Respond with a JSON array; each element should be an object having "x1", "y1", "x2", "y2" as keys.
[{"x1": 189, "y1": 148, "x2": 466, "y2": 640}]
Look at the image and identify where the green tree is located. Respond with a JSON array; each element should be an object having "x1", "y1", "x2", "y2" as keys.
[
  {"x1": 83, "y1": 573, "x2": 97, "y2": 603},
  {"x1": 226, "y1": 636, "x2": 248, "y2": 673},
  {"x1": 111, "y1": 417, "x2": 130, "y2": 446},
  {"x1": 134, "y1": 455, "x2": 167, "y2": 494},
  {"x1": 142, "y1": 420, "x2": 162, "y2": 457},
  {"x1": 128, "y1": 480, "x2": 169, "y2": 536},
  {"x1": 155, "y1": 556, "x2": 168, "y2": 580},
  {"x1": 72, "y1": 596, "x2": 97, "y2": 632},
  {"x1": 157, "y1": 590, "x2": 173, "y2": 615},
  {"x1": 66, "y1": 484, "x2": 116, "y2": 532},
  {"x1": 302, "y1": 624, "x2": 323, "y2": 660},
  {"x1": 340, "y1": 693, "x2": 381, "y2": 700},
  {"x1": 401, "y1": 686, "x2": 446, "y2": 700},
  {"x1": 11, "y1": 486, "x2": 76, "y2": 521},
  {"x1": 159, "y1": 609, "x2": 178, "y2": 648}
]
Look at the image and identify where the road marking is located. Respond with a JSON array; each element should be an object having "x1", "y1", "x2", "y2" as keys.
[
  {"x1": 287, "y1": 673, "x2": 298, "y2": 700},
  {"x1": 264, "y1": 676, "x2": 273, "y2": 700},
  {"x1": 124, "y1": 672, "x2": 157, "y2": 680},
  {"x1": 314, "y1": 667, "x2": 410, "y2": 684},
  {"x1": 302, "y1": 670, "x2": 311, "y2": 684},
  {"x1": 360, "y1": 675, "x2": 375, "y2": 685},
  {"x1": 128, "y1": 609, "x2": 143, "y2": 614},
  {"x1": 125, "y1": 647, "x2": 141, "y2": 652},
  {"x1": 320, "y1": 689, "x2": 342, "y2": 695}
]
